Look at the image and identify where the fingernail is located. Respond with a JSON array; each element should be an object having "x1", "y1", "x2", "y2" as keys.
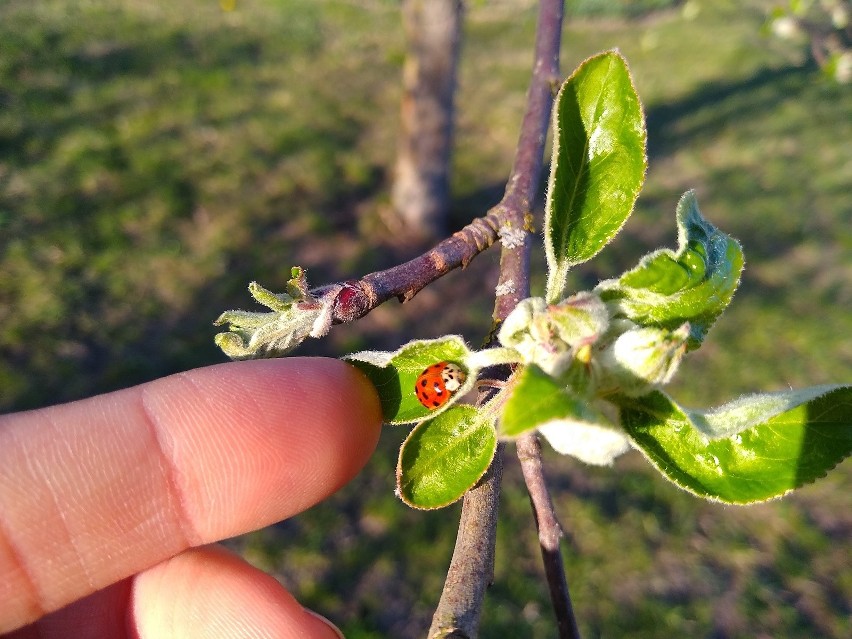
[{"x1": 304, "y1": 608, "x2": 346, "y2": 639}]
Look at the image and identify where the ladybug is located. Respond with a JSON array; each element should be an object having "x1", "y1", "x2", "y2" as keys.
[{"x1": 414, "y1": 361, "x2": 467, "y2": 410}]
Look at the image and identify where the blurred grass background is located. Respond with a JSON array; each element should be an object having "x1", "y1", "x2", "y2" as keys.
[{"x1": 1, "y1": 0, "x2": 849, "y2": 637}]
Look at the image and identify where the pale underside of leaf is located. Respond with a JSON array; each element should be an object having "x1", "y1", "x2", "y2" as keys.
[
  {"x1": 538, "y1": 419, "x2": 632, "y2": 466},
  {"x1": 617, "y1": 388, "x2": 852, "y2": 504}
]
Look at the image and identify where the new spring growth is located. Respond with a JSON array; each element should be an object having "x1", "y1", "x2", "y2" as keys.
[
  {"x1": 214, "y1": 266, "x2": 339, "y2": 359},
  {"x1": 498, "y1": 292, "x2": 610, "y2": 379},
  {"x1": 498, "y1": 291, "x2": 690, "y2": 398},
  {"x1": 596, "y1": 321, "x2": 691, "y2": 396}
]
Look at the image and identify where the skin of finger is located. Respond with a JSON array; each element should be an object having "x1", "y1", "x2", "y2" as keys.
[
  {"x1": 130, "y1": 545, "x2": 344, "y2": 639},
  {"x1": 4, "y1": 546, "x2": 344, "y2": 639},
  {"x1": 0, "y1": 358, "x2": 381, "y2": 633},
  {"x1": 3, "y1": 579, "x2": 133, "y2": 639}
]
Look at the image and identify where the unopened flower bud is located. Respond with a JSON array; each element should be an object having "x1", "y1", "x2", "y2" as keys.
[
  {"x1": 597, "y1": 323, "x2": 690, "y2": 396},
  {"x1": 498, "y1": 292, "x2": 610, "y2": 378}
]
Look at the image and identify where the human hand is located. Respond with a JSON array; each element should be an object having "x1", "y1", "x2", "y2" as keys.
[{"x1": 0, "y1": 357, "x2": 382, "y2": 638}]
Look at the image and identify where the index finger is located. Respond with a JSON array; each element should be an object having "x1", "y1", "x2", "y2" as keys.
[{"x1": 0, "y1": 358, "x2": 382, "y2": 633}]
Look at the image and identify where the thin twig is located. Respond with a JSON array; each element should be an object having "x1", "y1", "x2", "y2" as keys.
[
  {"x1": 323, "y1": 202, "x2": 505, "y2": 325},
  {"x1": 427, "y1": 1, "x2": 565, "y2": 637},
  {"x1": 516, "y1": 433, "x2": 581, "y2": 639},
  {"x1": 323, "y1": 0, "x2": 564, "y2": 326}
]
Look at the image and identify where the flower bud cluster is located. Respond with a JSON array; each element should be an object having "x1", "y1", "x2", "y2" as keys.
[
  {"x1": 499, "y1": 291, "x2": 690, "y2": 397},
  {"x1": 498, "y1": 292, "x2": 609, "y2": 379}
]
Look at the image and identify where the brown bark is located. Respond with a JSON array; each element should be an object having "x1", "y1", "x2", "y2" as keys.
[
  {"x1": 393, "y1": 0, "x2": 463, "y2": 240},
  {"x1": 427, "y1": 0, "x2": 567, "y2": 635}
]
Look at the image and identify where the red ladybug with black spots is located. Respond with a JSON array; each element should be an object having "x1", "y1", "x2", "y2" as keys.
[{"x1": 414, "y1": 361, "x2": 466, "y2": 410}]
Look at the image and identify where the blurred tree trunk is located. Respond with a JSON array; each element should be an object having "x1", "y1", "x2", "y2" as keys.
[{"x1": 392, "y1": 0, "x2": 463, "y2": 240}]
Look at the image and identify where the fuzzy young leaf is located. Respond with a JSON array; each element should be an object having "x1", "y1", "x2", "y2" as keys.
[
  {"x1": 501, "y1": 365, "x2": 599, "y2": 437},
  {"x1": 544, "y1": 50, "x2": 647, "y2": 302},
  {"x1": 596, "y1": 191, "x2": 743, "y2": 349},
  {"x1": 501, "y1": 365, "x2": 630, "y2": 465},
  {"x1": 214, "y1": 276, "x2": 332, "y2": 359},
  {"x1": 345, "y1": 336, "x2": 474, "y2": 425},
  {"x1": 397, "y1": 406, "x2": 497, "y2": 509},
  {"x1": 616, "y1": 386, "x2": 852, "y2": 504}
]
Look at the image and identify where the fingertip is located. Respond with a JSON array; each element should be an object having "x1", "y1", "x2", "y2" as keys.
[
  {"x1": 131, "y1": 545, "x2": 344, "y2": 639},
  {"x1": 208, "y1": 356, "x2": 384, "y2": 478},
  {"x1": 139, "y1": 357, "x2": 384, "y2": 540},
  {"x1": 303, "y1": 608, "x2": 346, "y2": 639},
  {"x1": 284, "y1": 357, "x2": 384, "y2": 463},
  {"x1": 0, "y1": 357, "x2": 383, "y2": 630}
]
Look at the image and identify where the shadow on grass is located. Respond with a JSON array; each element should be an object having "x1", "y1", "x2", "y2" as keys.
[
  {"x1": 645, "y1": 62, "x2": 818, "y2": 160},
  {"x1": 0, "y1": 10, "x2": 385, "y2": 411}
]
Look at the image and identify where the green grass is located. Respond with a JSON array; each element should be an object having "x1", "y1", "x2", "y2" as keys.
[{"x1": 1, "y1": 0, "x2": 849, "y2": 637}]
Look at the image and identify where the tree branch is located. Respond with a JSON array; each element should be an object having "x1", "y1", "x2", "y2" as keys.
[
  {"x1": 323, "y1": 0, "x2": 565, "y2": 326},
  {"x1": 427, "y1": 1, "x2": 565, "y2": 637},
  {"x1": 427, "y1": 443, "x2": 505, "y2": 639},
  {"x1": 322, "y1": 198, "x2": 505, "y2": 324},
  {"x1": 516, "y1": 433, "x2": 581, "y2": 639}
]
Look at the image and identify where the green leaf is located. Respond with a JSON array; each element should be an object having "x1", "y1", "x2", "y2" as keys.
[
  {"x1": 595, "y1": 191, "x2": 744, "y2": 348},
  {"x1": 397, "y1": 406, "x2": 497, "y2": 509},
  {"x1": 686, "y1": 385, "x2": 852, "y2": 439},
  {"x1": 544, "y1": 50, "x2": 647, "y2": 302},
  {"x1": 617, "y1": 386, "x2": 852, "y2": 504},
  {"x1": 501, "y1": 365, "x2": 596, "y2": 437},
  {"x1": 501, "y1": 365, "x2": 630, "y2": 465},
  {"x1": 345, "y1": 336, "x2": 474, "y2": 425},
  {"x1": 213, "y1": 279, "x2": 328, "y2": 359}
]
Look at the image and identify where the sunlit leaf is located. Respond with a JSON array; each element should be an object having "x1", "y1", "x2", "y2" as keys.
[
  {"x1": 616, "y1": 386, "x2": 852, "y2": 504},
  {"x1": 501, "y1": 365, "x2": 596, "y2": 437},
  {"x1": 596, "y1": 191, "x2": 743, "y2": 349},
  {"x1": 544, "y1": 50, "x2": 647, "y2": 302},
  {"x1": 397, "y1": 406, "x2": 497, "y2": 509},
  {"x1": 500, "y1": 365, "x2": 630, "y2": 465},
  {"x1": 345, "y1": 336, "x2": 474, "y2": 425}
]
